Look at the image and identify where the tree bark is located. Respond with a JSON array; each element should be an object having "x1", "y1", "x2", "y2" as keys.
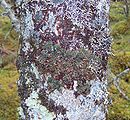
[
  {"x1": 124, "y1": 0, "x2": 129, "y2": 18},
  {"x1": 4, "y1": 0, "x2": 111, "y2": 119}
]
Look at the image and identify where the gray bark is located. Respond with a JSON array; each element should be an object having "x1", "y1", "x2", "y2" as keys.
[
  {"x1": 1, "y1": 0, "x2": 111, "y2": 119},
  {"x1": 124, "y1": 0, "x2": 129, "y2": 18}
]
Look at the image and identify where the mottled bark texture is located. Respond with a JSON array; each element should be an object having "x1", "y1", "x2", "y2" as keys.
[{"x1": 14, "y1": 0, "x2": 111, "y2": 119}]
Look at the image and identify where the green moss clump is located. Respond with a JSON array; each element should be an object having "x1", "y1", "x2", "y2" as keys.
[
  {"x1": 109, "y1": 52, "x2": 130, "y2": 85},
  {"x1": 0, "y1": 69, "x2": 19, "y2": 120},
  {"x1": 110, "y1": 2, "x2": 125, "y2": 22},
  {"x1": 108, "y1": 80, "x2": 130, "y2": 120},
  {"x1": 111, "y1": 20, "x2": 129, "y2": 37},
  {"x1": 109, "y1": 52, "x2": 130, "y2": 74}
]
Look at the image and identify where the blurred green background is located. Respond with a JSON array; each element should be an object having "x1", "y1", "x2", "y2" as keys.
[{"x1": 0, "y1": 1, "x2": 130, "y2": 120}]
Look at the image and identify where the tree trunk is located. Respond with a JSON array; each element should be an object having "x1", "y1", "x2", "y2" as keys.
[
  {"x1": 124, "y1": 0, "x2": 129, "y2": 18},
  {"x1": 13, "y1": 0, "x2": 111, "y2": 119}
]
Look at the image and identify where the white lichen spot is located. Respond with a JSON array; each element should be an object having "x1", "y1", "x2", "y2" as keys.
[
  {"x1": 45, "y1": 73, "x2": 52, "y2": 80},
  {"x1": 31, "y1": 63, "x2": 40, "y2": 79},
  {"x1": 90, "y1": 80, "x2": 108, "y2": 102},
  {"x1": 25, "y1": 91, "x2": 55, "y2": 120},
  {"x1": 40, "y1": 11, "x2": 55, "y2": 33},
  {"x1": 22, "y1": 42, "x2": 31, "y2": 52},
  {"x1": 54, "y1": 21, "x2": 60, "y2": 36},
  {"x1": 18, "y1": 107, "x2": 25, "y2": 119},
  {"x1": 22, "y1": 42, "x2": 32, "y2": 55},
  {"x1": 48, "y1": 11, "x2": 55, "y2": 32},
  {"x1": 73, "y1": 80, "x2": 78, "y2": 91},
  {"x1": 26, "y1": 78, "x2": 31, "y2": 84},
  {"x1": 22, "y1": 11, "x2": 34, "y2": 39}
]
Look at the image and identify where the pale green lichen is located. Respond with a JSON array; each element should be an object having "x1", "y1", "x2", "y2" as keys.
[
  {"x1": 18, "y1": 107, "x2": 25, "y2": 119},
  {"x1": 31, "y1": 63, "x2": 40, "y2": 79},
  {"x1": 48, "y1": 80, "x2": 108, "y2": 120},
  {"x1": 25, "y1": 91, "x2": 55, "y2": 120}
]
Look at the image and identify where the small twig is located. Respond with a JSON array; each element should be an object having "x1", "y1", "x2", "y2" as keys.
[
  {"x1": 113, "y1": 68, "x2": 130, "y2": 101},
  {"x1": 0, "y1": 47, "x2": 17, "y2": 57},
  {"x1": 114, "y1": 68, "x2": 130, "y2": 83},
  {"x1": 0, "y1": 0, "x2": 20, "y2": 32},
  {"x1": 108, "y1": 68, "x2": 130, "y2": 101},
  {"x1": 4, "y1": 26, "x2": 13, "y2": 40},
  {"x1": 114, "y1": 80, "x2": 130, "y2": 101}
]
